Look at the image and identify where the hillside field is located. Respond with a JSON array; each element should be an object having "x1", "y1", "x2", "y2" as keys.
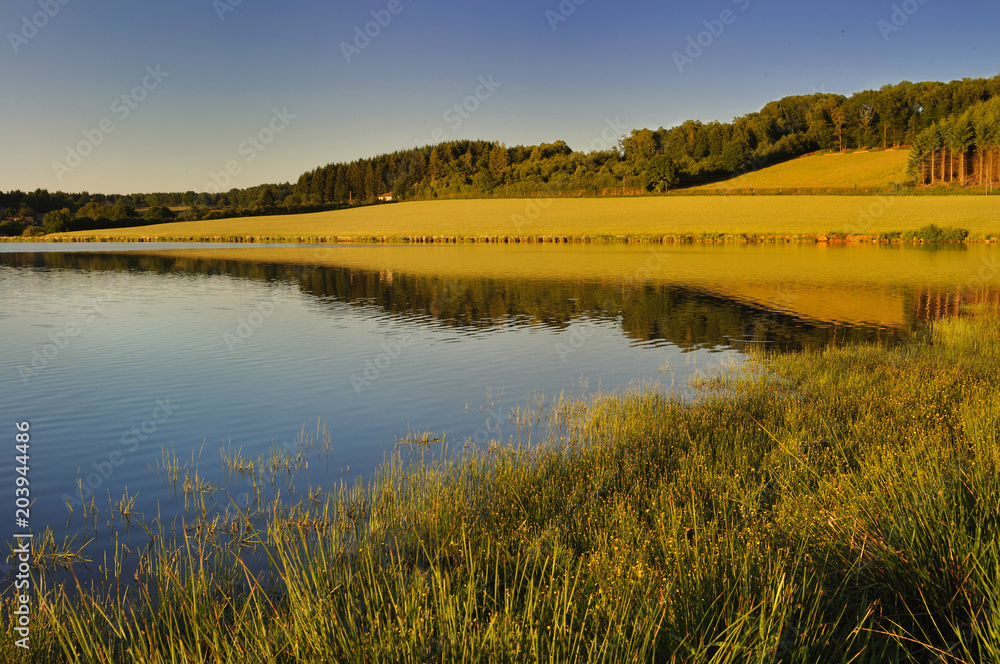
[
  {"x1": 686, "y1": 149, "x2": 911, "y2": 192},
  {"x1": 46, "y1": 195, "x2": 1000, "y2": 242}
]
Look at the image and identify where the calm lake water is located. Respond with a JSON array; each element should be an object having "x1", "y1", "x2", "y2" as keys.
[{"x1": 1, "y1": 242, "x2": 998, "y2": 578}]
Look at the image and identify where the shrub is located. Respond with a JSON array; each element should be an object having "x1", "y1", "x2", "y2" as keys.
[
  {"x1": 0, "y1": 219, "x2": 27, "y2": 236},
  {"x1": 902, "y1": 224, "x2": 970, "y2": 242}
]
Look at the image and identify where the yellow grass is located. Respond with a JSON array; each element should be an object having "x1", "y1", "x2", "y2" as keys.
[
  {"x1": 50, "y1": 195, "x2": 1000, "y2": 242},
  {"x1": 137, "y1": 243, "x2": 994, "y2": 285},
  {"x1": 687, "y1": 149, "x2": 911, "y2": 192}
]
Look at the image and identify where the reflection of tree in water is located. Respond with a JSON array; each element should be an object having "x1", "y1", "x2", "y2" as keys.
[{"x1": 5, "y1": 251, "x2": 970, "y2": 352}]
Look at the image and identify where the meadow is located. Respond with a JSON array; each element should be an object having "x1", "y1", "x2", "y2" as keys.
[
  {"x1": 4, "y1": 306, "x2": 999, "y2": 663},
  {"x1": 42, "y1": 195, "x2": 1000, "y2": 243},
  {"x1": 686, "y1": 149, "x2": 910, "y2": 193}
]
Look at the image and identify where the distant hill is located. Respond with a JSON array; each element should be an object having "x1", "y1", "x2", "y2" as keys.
[
  {"x1": 4, "y1": 73, "x2": 1000, "y2": 239},
  {"x1": 684, "y1": 149, "x2": 910, "y2": 193},
  {"x1": 285, "y1": 75, "x2": 1000, "y2": 206}
]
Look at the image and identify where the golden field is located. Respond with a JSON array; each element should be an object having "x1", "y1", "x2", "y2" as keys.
[
  {"x1": 687, "y1": 149, "x2": 911, "y2": 192},
  {"x1": 48, "y1": 195, "x2": 1000, "y2": 242}
]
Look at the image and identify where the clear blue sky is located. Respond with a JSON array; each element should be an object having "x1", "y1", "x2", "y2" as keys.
[{"x1": 2, "y1": 0, "x2": 998, "y2": 194}]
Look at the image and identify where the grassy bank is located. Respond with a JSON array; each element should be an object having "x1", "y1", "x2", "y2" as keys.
[
  {"x1": 5, "y1": 310, "x2": 1000, "y2": 662},
  {"x1": 18, "y1": 196, "x2": 1000, "y2": 244}
]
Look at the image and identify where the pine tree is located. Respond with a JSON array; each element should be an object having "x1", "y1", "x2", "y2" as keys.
[{"x1": 488, "y1": 142, "x2": 509, "y2": 180}]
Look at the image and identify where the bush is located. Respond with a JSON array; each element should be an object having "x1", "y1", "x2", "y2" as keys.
[
  {"x1": 42, "y1": 208, "x2": 73, "y2": 234},
  {"x1": 0, "y1": 219, "x2": 27, "y2": 236},
  {"x1": 143, "y1": 205, "x2": 177, "y2": 221},
  {"x1": 902, "y1": 224, "x2": 970, "y2": 242}
]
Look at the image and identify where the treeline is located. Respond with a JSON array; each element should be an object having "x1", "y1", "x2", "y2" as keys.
[
  {"x1": 909, "y1": 96, "x2": 1000, "y2": 187},
  {"x1": 0, "y1": 183, "x2": 340, "y2": 236},
  {"x1": 296, "y1": 75, "x2": 1000, "y2": 201},
  {"x1": 0, "y1": 183, "x2": 297, "y2": 219},
  {"x1": 5, "y1": 74, "x2": 1000, "y2": 237}
]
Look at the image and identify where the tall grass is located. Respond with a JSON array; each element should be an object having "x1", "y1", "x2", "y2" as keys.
[{"x1": 4, "y1": 310, "x2": 1000, "y2": 662}]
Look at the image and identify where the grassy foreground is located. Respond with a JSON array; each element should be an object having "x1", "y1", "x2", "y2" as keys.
[
  {"x1": 40, "y1": 196, "x2": 1000, "y2": 243},
  {"x1": 5, "y1": 310, "x2": 1000, "y2": 662}
]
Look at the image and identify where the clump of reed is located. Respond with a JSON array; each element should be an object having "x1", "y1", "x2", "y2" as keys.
[{"x1": 4, "y1": 308, "x2": 1000, "y2": 662}]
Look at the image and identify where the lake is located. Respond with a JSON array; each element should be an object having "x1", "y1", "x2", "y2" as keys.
[{"x1": 1, "y1": 242, "x2": 998, "y2": 578}]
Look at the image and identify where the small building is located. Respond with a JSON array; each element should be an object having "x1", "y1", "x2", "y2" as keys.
[{"x1": 377, "y1": 192, "x2": 393, "y2": 202}]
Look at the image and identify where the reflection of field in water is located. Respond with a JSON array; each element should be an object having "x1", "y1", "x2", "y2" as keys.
[{"x1": 139, "y1": 242, "x2": 1000, "y2": 329}]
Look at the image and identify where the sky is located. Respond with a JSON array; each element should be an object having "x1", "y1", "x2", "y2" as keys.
[{"x1": 1, "y1": 0, "x2": 998, "y2": 195}]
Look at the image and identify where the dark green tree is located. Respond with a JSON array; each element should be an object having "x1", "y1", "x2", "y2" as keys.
[
  {"x1": 644, "y1": 155, "x2": 679, "y2": 191},
  {"x1": 75, "y1": 202, "x2": 107, "y2": 220},
  {"x1": 144, "y1": 205, "x2": 177, "y2": 220},
  {"x1": 108, "y1": 202, "x2": 137, "y2": 221},
  {"x1": 43, "y1": 208, "x2": 72, "y2": 234}
]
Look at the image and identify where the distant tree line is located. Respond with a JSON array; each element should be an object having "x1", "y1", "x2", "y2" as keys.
[
  {"x1": 293, "y1": 75, "x2": 1000, "y2": 201},
  {"x1": 4, "y1": 74, "x2": 1000, "y2": 237},
  {"x1": 909, "y1": 97, "x2": 1000, "y2": 187},
  {"x1": 0, "y1": 184, "x2": 343, "y2": 236}
]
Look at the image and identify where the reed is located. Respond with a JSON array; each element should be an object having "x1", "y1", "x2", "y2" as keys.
[{"x1": 5, "y1": 308, "x2": 999, "y2": 662}]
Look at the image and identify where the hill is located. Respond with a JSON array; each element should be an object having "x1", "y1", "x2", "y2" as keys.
[
  {"x1": 5, "y1": 74, "x2": 1000, "y2": 241},
  {"x1": 684, "y1": 149, "x2": 910, "y2": 193}
]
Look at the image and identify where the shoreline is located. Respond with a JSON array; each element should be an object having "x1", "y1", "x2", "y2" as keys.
[
  {"x1": 4, "y1": 195, "x2": 999, "y2": 245},
  {"x1": 2, "y1": 233, "x2": 994, "y2": 245}
]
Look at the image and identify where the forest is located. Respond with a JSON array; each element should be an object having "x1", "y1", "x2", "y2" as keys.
[
  {"x1": 3, "y1": 74, "x2": 1000, "y2": 237},
  {"x1": 292, "y1": 75, "x2": 1000, "y2": 202},
  {"x1": 909, "y1": 96, "x2": 1000, "y2": 187}
]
